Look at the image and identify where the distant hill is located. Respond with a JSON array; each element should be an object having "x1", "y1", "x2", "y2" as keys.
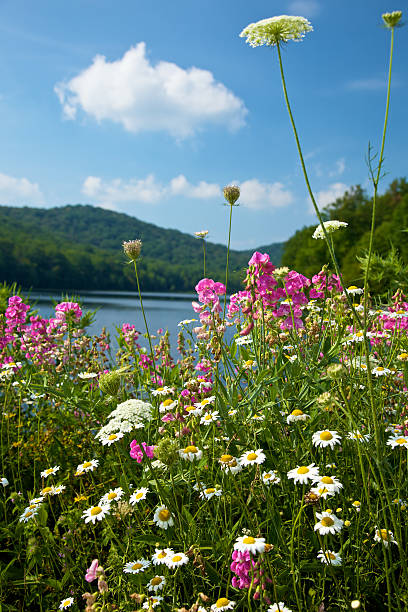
[{"x1": 0, "y1": 204, "x2": 283, "y2": 292}]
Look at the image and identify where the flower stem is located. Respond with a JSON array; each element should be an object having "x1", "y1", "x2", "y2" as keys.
[{"x1": 133, "y1": 260, "x2": 157, "y2": 385}]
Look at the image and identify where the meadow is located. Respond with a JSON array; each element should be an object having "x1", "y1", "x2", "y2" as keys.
[{"x1": 1, "y1": 11, "x2": 407, "y2": 612}]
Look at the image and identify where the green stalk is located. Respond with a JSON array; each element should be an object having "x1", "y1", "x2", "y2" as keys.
[
  {"x1": 223, "y1": 203, "x2": 234, "y2": 321},
  {"x1": 133, "y1": 260, "x2": 157, "y2": 386}
]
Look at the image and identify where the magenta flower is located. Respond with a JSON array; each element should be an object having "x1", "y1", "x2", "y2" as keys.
[
  {"x1": 130, "y1": 441, "x2": 155, "y2": 463},
  {"x1": 85, "y1": 559, "x2": 99, "y2": 582}
]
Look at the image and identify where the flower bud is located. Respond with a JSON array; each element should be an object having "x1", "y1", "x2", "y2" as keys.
[
  {"x1": 382, "y1": 11, "x2": 402, "y2": 28},
  {"x1": 99, "y1": 371, "x2": 121, "y2": 396},
  {"x1": 123, "y1": 239, "x2": 142, "y2": 262},
  {"x1": 223, "y1": 185, "x2": 240, "y2": 205}
]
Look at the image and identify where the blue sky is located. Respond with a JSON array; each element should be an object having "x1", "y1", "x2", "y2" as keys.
[{"x1": 0, "y1": 0, "x2": 406, "y2": 249}]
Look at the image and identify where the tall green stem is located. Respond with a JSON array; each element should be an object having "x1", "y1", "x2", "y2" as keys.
[
  {"x1": 133, "y1": 260, "x2": 157, "y2": 385},
  {"x1": 223, "y1": 204, "x2": 234, "y2": 320}
]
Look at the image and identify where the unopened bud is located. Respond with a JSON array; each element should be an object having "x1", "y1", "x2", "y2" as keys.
[
  {"x1": 382, "y1": 11, "x2": 402, "y2": 28},
  {"x1": 223, "y1": 185, "x2": 240, "y2": 205},
  {"x1": 123, "y1": 239, "x2": 142, "y2": 261},
  {"x1": 99, "y1": 370, "x2": 121, "y2": 396}
]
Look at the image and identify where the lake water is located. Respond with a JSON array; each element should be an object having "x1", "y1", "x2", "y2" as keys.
[{"x1": 30, "y1": 290, "x2": 198, "y2": 353}]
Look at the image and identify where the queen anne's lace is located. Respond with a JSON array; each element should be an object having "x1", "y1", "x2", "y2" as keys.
[{"x1": 240, "y1": 16, "x2": 313, "y2": 48}]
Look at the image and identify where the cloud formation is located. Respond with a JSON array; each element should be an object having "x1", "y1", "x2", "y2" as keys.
[
  {"x1": 55, "y1": 42, "x2": 247, "y2": 139},
  {"x1": 0, "y1": 173, "x2": 44, "y2": 205},
  {"x1": 309, "y1": 182, "x2": 348, "y2": 213},
  {"x1": 238, "y1": 179, "x2": 294, "y2": 210}
]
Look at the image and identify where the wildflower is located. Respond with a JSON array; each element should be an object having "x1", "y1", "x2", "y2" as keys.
[
  {"x1": 129, "y1": 487, "x2": 149, "y2": 504},
  {"x1": 194, "y1": 396, "x2": 216, "y2": 409},
  {"x1": 152, "y1": 386, "x2": 174, "y2": 397},
  {"x1": 211, "y1": 597, "x2": 236, "y2": 611},
  {"x1": 179, "y1": 445, "x2": 203, "y2": 462},
  {"x1": 352, "y1": 501, "x2": 361, "y2": 512},
  {"x1": 153, "y1": 504, "x2": 174, "y2": 529},
  {"x1": 59, "y1": 598, "x2": 74, "y2": 610},
  {"x1": 148, "y1": 575, "x2": 166, "y2": 592},
  {"x1": 240, "y1": 449, "x2": 266, "y2": 466},
  {"x1": 374, "y1": 527, "x2": 398, "y2": 546},
  {"x1": 40, "y1": 486, "x2": 54, "y2": 497},
  {"x1": 387, "y1": 434, "x2": 408, "y2": 449},
  {"x1": 223, "y1": 185, "x2": 240, "y2": 205},
  {"x1": 165, "y1": 552, "x2": 189, "y2": 568},
  {"x1": 194, "y1": 230, "x2": 209, "y2": 238},
  {"x1": 234, "y1": 535, "x2": 266, "y2": 555},
  {"x1": 200, "y1": 410, "x2": 220, "y2": 425},
  {"x1": 235, "y1": 336, "x2": 253, "y2": 346},
  {"x1": 240, "y1": 15, "x2": 312, "y2": 47},
  {"x1": 200, "y1": 486, "x2": 222, "y2": 500},
  {"x1": 262, "y1": 470, "x2": 281, "y2": 485},
  {"x1": 382, "y1": 11, "x2": 403, "y2": 28},
  {"x1": 372, "y1": 366, "x2": 391, "y2": 376},
  {"x1": 40, "y1": 465, "x2": 60, "y2": 479},
  {"x1": 152, "y1": 548, "x2": 174, "y2": 565},
  {"x1": 1, "y1": 477, "x2": 9, "y2": 487},
  {"x1": 286, "y1": 408, "x2": 310, "y2": 423},
  {"x1": 219, "y1": 454, "x2": 242, "y2": 474},
  {"x1": 85, "y1": 559, "x2": 99, "y2": 582},
  {"x1": 78, "y1": 371, "x2": 98, "y2": 380},
  {"x1": 268, "y1": 604, "x2": 292, "y2": 612},
  {"x1": 123, "y1": 239, "x2": 142, "y2": 261},
  {"x1": 100, "y1": 487, "x2": 124, "y2": 505},
  {"x1": 100, "y1": 431, "x2": 124, "y2": 446},
  {"x1": 313, "y1": 475, "x2": 343, "y2": 494},
  {"x1": 314, "y1": 511, "x2": 344, "y2": 535},
  {"x1": 317, "y1": 549, "x2": 342, "y2": 565},
  {"x1": 130, "y1": 441, "x2": 155, "y2": 462},
  {"x1": 82, "y1": 504, "x2": 110, "y2": 524},
  {"x1": 346, "y1": 286, "x2": 363, "y2": 296},
  {"x1": 75, "y1": 459, "x2": 99, "y2": 475},
  {"x1": 142, "y1": 596, "x2": 163, "y2": 609},
  {"x1": 52, "y1": 485, "x2": 66, "y2": 495},
  {"x1": 312, "y1": 430, "x2": 341, "y2": 449},
  {"x1": 159, "y1": 398, "x2": 178, "y2": 413},
  {"x1": 185, "y1": 404, "x2": 203, "y2": 417},
  {"x1": 312, "y1": 220, "x2": 348, "y2": 239},
  {"x1": 19, "y1": 507, "x2": 39, "y2": 523},
  {"x1": 351, "y1": 601, "x2": 361, "y2": 610},
  {"x1": 347, "y1": 431, "x2": 370, "y2": 442},
  {"x1": 287, "y1": 463, "x2": 319, "y2": 484},
  {"x1": 178, "y1": 318, "x2": 197, "y2": 326},
  {"x1": 123, "y1": 558, "x2": 151, "y2": 574}
]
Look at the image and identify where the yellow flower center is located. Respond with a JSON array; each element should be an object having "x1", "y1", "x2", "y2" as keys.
[
  {"x1": 297, "y1": 466, "x2": 309, "y2": 474},
  {"x1": 243, "y1": 536, "x2": 255, "y2": 544},
  {"x1": 348, "y1": 286, "x2": 357, "y2": 290},
  {"x1": 396, "y1": 438, "x2": 407, "y2": 444},
  {"x1": 399, "y1": 353, "x2": 408, "y2": 360},
  {"x1": 321, "y1": 517, "x2": 334, "y2": 527},
  {"x1": 185, "y1": 405, "x2": 195, "y2": 412},
  {"x1": 264, "y1": 473, "x2": 271, "y2": 479},
  {"x1": 135, "y1": 492, "x2": 143, "y2": 499},
  {"x1": 321, "y1": 476, "x2": 334, "y2": 485},
  {"x1": 220, "y1": 454, "x2": 233, "y2": 463},
  {"x1": 204, "y1": 414, "x2": 212, "y2": 420},
  {"x1": 157, "y1": 551, "x2": 167, "y2": 559},
  {"x1": 29, "y1": 504, "x2": 36, "y2": 509},
  {"x1": 162, "y1": 399, "x2": 173, "y2": 406},
  {"x1": 320, "y1": 431, "x2": 333, "y2": 441},
  {"x1": 45, "y1": 468, "x2": 53, "y2": 474},
  {"x1": 328, "y1": 552, "x2": 336, "y2": 560},
  {"x1": 82, "y1": 461, "x2": 92, "y2": 468},
  {"x1": 156, "y1": 387, "x2": 164, "y2": 392},
  {"x1": 184, "y1": 445, "x2": 198, "y2": 454},
  {"x1": 151, "y1": 576, "x2": 162, "y2": 586},
  {"x1": 108, "y1": 434, "x2": 117, "y2": 440},
  {"x1": 216, "y1": 598, "x2": 230, "y2": 608},
  {"x1": 292, "y1": 409, "x2": 303, "y2": 416},
  {"x1": 108, "y1": 492, "x2": 117, "y2": 500},
  {"x1": 158, "y1": 509, "x2": 171, "y2": 521},
  {"x1": 379, "y1": 529, "x2": 390, "y2": 540},
  {"x1": 172, "y1": 555, "x2": 182, "y2": 562},
  {"x1": 247, "y1": 452, "x2": 258, "y2": 461},
  {"x1": 132, "y1": 562, "x2": 143, "y2": 570},
  {"x1": 26, "y1": 511, "x2": 33, "y2": 517},
  {"x1": 376, "y1": 367, "x2": 384, "y2": 371},
  {"x1": 205, "y1": 488, "x2": 215, "y2": 494},
  {"x1": 355, "y1": 332, "x2": 363, "y2": 337},
  {"x1": 42, "y1": 487, "x2": 52, "y2": 494},
  {"x1": 91, "y1": 506, "x2": 102, "y2": 516}
]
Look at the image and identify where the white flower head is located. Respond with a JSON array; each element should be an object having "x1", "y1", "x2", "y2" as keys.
[
  {"x1": 19, "y1": 507, "x2": 39, "y2": 523},
  {"x1": 234, "y1": 535, "x2": 265, "y2": 555},
  {"x1": 312, "y1": 430, "x2": 341, "y2": 449},
  {"x1": 142, "y1": 596, "x2": 163, "y2": 609},
  {"x1": 165, "y1": 551, "x2": 189, "y2": 569},
  {"x1": 314, "y1": 511, "x2": 344, "y2": 535},
  {"x1": 82, "y1": 504, "x2": 110, "y2": 524},
  {"x1": 179, "y1": 445, "x2": 203, "y2": 462},
  {"x1": 75, "y1": 459, "x2": 99, "y2": 475},
  {"x1": 262, "y1": 470, "x2": 281, "y2": 485},
  {"x1": 240, "y1": 15, "x2": 313, "y2": 47},
  {"x1": 200, "y1": 410, "x2": 219, "y2": 425},
  {"x1": 219, "y1": 454, "x2": 242, "y2": 474},
  {"x1": 148, "y1": 575, "x2": 166, "y2": 592},
  {"x1": 59, "y1": 598, "x2": 74, "y2": 610},
  {"x1": 1, "y1": 477, "x2": 9, "y2": 487},
  {"x1": 312, "y1": 220, "x2": 348, "y2": 239},
  {"x1": 387, "y1": 434, "x2": 408, "y2": 449},
  {"x1": 374, "y1": 527, "x2": 398, "y2": 547},
  {"x1": 347, "y1": 430, "x2": 370, "y2": 442},
  {"x1": 317, "y1": 549, "x2": 342, "y2": 565},
  {"x1": 100, "y1": 431, "x2": 124, "y2": 446},
  {"x1": 286, "y1": 409, "x2": 310, "y2": 424},
  {"x1": 240, "y1": 448, "x2": 266, "y2": 466},
  {"x1": 100, "y1": 487, "x2": 124, "y2": 506},
  {"x1": 40, "y1": 465, "x2": 60, "y2": 479},
  {"x1": 211, "y1": 597, "x2": 236, "y2": 611},
  {"x1": 200, "y1": 486, "x2": 222, "y2": 500},
  {"x1": 153, "y1": 505, "x2": 174, "y2": 529},
  {"x1": 123, "y1": 558, "x2": 151, "y2": 574},
  {"x1": 287, "y1": 463, "x2": 319, "y2": 485},
  {"x1": 129, "y1": 487, "x2": 149, "y2": 504},
  {"x1": 268, "y1": 603, "x2": 292, "y2": 612},
  {"x1": 152, "y1": 547, "x2": 174, "y2": 565}
]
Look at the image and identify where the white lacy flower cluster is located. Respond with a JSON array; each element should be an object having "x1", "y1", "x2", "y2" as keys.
[
  {"x1": 312, "y1": 220, "x2": 348, "y2": 240},
  {"x1": 240, "y1": 15, "x2": 313, "y2": 48},
  {"x1": 95, "y1": 399, "x2": 153, "y2": 440}
]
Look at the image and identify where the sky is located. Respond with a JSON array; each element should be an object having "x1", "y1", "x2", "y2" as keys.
[{"x1": 0, "y1": 0, "x2": 406, "y2": 250}]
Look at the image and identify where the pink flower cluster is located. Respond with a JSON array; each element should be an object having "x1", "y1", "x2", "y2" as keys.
[
  {"x1": 230, "y1": 550, "x2": 255, "y2": 589},
  {"x1": 309, "y1": 270, "x2": 342, "y2": 299},
  {"x1": 129, "y1": 441, "x2": 155, "y2": 463},
  {"x1": 192, "y1": 279, "x2": 226, "y2": 339},
  {"x1": 55, "y1": 301, "x2": 82, "y2": 322}
]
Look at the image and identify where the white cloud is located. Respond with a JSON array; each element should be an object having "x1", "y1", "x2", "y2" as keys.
[
  {"x1": 238, "y1": 179, "x2": 294, "y2": 210},
  {"x1": 288, "y1": 0, "x2": 320, "y2": 17},
  {"x1": 309, "y1": 182, "x2": 348, "y2": 213},
  {"x1": 55, "y1": 42, "x2": 247, "y2": 139},
  {"x1": 169, "y1": 174, "x2": 220, "y2": 199},
  {"x1": 0, "y1": 172, "x2": 44, "y2": 205},
  {"x1": 347, "y1": 78, "x2": 387, "y2": 91},
  {"x1": 82, "y1": 174, "x2": 165, "y2": 205},
  {"x1": 329, "y1": 158, "x2": 345, "y2": 177}
]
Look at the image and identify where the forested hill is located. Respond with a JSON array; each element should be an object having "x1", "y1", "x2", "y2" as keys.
[
  {"x1": 281, "y1": 178, "x2": 408, "y2": 293},
  {"x1": 0, "y1": 204, "x2": 283, "y2": 292}
]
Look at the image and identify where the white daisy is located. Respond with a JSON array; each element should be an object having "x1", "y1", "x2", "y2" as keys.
[
  {"x1": 194, "y1": 396, "x2": 216, "y2": 410},
  {"x1": 52, "y1": 484, "x2": 66, "y2": 495},
  {"x1": 19, "y1": 507, "x2": 39, "y2": 523},
  {"x1": 314, "y1": 511, "x2": 344, "y2": 535},
  {"x1": 387, "y1": 434, "x2": 408, "y2": 449},
  {"x1": 153, "y1": 505, "x2": 174, "y2": 529},
  {"x1": 82, "y1": 504, "x2": 110, "y2": 524},
  {"x1": 372, "y1": 366, "x2": 391, "y2": 377},
  {"x1": 100, "y1": 487, "x2": 124, "y2": 505},
  {"x1": 178, "y1": 318, "x2": 197, "y2": 326},
  {"x1": 312, "y1": 430, "x2": 341, "y2": 449},
  {"x1": 148, "y1": 575, "x2": 166, "y2": 592},
  {"x1": 59, "y1": 598, "x2": 74, "y2": 610},
  {"x1": 234, "y1": 535, "x2": 265, "y2": 555},
  {"x1": 152, "y1": 548, "x2": 174, "y2": 565},
  {"x1": 159, "y1": 398, "x2": 178, "y2": 413},
  {"x1": 123, "y1": 558, "x2": 151, "y2": 574},
  {"x1": 219, "y1": 454, "x2": 242, "y2": 474},
  {"x1": 142, "y1": 596, "x2": 163, "y2": 609},
  {"x1": 129, "y1": 487, "x2": 149, "y2": 504},
  {"x1": 262, "y1": 470, "x2": 281, "y2": 485},
  {"x1": 200, "y1": 486, "x2": 222, "y2": 500},
  {"x1": 28, "y1": 496, "x2": 44, "y2": 505},
  {"x1": 179, "y1": 445, "x2": 203, "y2": 462},
  {"x1": 184, "y1": 404, "x2": 203, "y2": 417},
  {"x1": 78, "y1": 372, "x2": 98, "y2": 379},
  {"x1": 317, "y1": 549, "x2": 342, "y2": 565},
  {"x1": 374, "y1": 527, "x2": 398, "y2": 547},
  {"x1": 100, "y1": 431, "x2": 124, "y2": 446},
  {"x1": 346, "y1": 286, "x2": 363, "y2": 296},
  {"x1": 240, "y1": 449, "x2": 266, "y2": 466},
  {"x1": 268, "y1": 604, "x2": 292, "y2": 612},
  {"x1": 1, "y1": 477, "x2": 9, "y2": 487},
  {"x1": 211, "y1": 597, "x2": 236, "y2": 611},
  {"x1": 286, "y1": 409, "x2": 310, "y2": 423},
  {"x1": 200, "y1": 411, "x2": 219, "y2": 425},
  {"x1": 151, "y1": 386, "x2": 174, "y2": 396},
  {"x1": 75, "y1": 459, "x2": 99, "y2": 475},
  {"x1": 40, "y1": 465, "x2": 60, "y2": 479},
  {"x1": 347, "y1": 431, "x2": 370, "y2": 442},
  {"x1": 313, "y1": 475, "x2": 343, "y2": 494},
  {"x1": 165, "y1": 552, "x2": 189, "y2": 568},
  {"x1": 287, "y1": 463, "x2": 320, "y2": 485},
  {"x1": 40, "y1": 485, "x2": 55, "y2": 497}
]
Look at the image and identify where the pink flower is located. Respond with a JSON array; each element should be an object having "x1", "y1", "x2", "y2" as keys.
[
  {"x1": 129, "y1": 441, "x2": 155, "y2": 463},
  {"x1": 85, "y1": 559, "x2": 99, "y2": 583}
]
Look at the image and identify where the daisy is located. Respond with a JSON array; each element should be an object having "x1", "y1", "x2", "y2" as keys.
[
  {"x1": 152, "y1": 386, "x2": 174, "y2": 396},
  {"x1": 268, "y1": 604, "x2": 292, "y2": 612},
  {"x1": 129, "y1": 487, "x2": 149, "y2": 504},
  {"x1": 40, "y1": 486, "x2": 55, "y2": 497},
  {"x1": 347, "y1": 431, "x2": 370, "y2": 442},
  {"x1": 153, "y1": 505, "x2": 174, "y2": 529},
  {"x1": 346, "y1": 286, "x2": 363, "y2": 296},
  {"x1": 286, "y1": 409, "x2": 310, "y2": 424},
  {"x1": 19, "y1": 507, "x2": 39, "y2": 523},
  {"x1": 317, "y1": 549, "x2": 342, "y2": 565},
  {"x1": 178, "y1": 318, "x2": 197, "y2": 326},
  {"x1": 152, "y1": 548, "x2": 174, "y2": 565},
  {"x1": 211, "y1": 598, "x2": 236, "y2": 611},
  {"x1": 40, "y1": 465, "x2": 60, "y2": 479},
  {"x1": 374, "y1": 527, "x2": 398, "y2": 547},
  {"x1": 314, "y1": 511, "x2": 344, "y2": 535},
  {"x1": 52, "y1": 484, "x2": 66, "y2": 495},
  {"x1": 234, "y1": 535, "x2": 265, "y2": 555},
  {"x1": 251, "y1": 413, "x2": 264, "y2": 421},
  {"x1": 219, "y1": 454, "x2": 242, "y2": 474},
  {"x1": 179, "y1": 445, "x2": 203, "y2": 462},
  {"x1": 287, "y1": 463, "x2": 320, "y2": 485},
  {"x1": 123, "y1": 558, "x2": 150, "y2": 574},
  {"x1": 372, "y1": 366, "x2": 391, "y2": 377},
  {"x1": 262, "y1": 470, "x2": 281, "y2": 485},
  {"x1": 82, "y1": 504, "x2": 110, "y2": 524},
  {"x1": 100, "y1": 431, "x2": 124, "y2": 446},
  {"x1": 165, "y1": 552, "x2": 189, "y2": 568},
  {"x1": 59, "y1": 598, "x2": 74, "y2": 610},
  {"x1": 194, "y1": 396, "x2": 216, "y2": 410},
  {"x1": 75, "y1": 459, "x2": 99, "y2": 475},
  {"x1": 200, "y1": 411, "x2": 219, "y2": 425},
  {"x1": 312, "y1": 430, "x2": 341, "y2": 449},
  {"x1": 142, "y1": 596, "x2": 163, "y2": 609},
  {"x1": 78, "y1": 372, "x2": 98, "y2": 379},
  {"x1": 184, "y1": 404, "x2": 203, "y2": 417},
  {"x1": 310, "y1": 485, "x2": 335, "y2": 500},
  {"x1": 159, "y1": 398, "x2": 178, "y2": 413},
  {"x1": 240, "y1": 449, "x2": 266, "y2": 466},
  {"x1": 313, "y1": 475, "x2": 343, "y2": 494},
  {"x1": 100, "y1": 487, "x2": 124, "y2": 505},
  {"x1": 200, "y1": 486, "x2": 222, "y2": 500},
  {"x1": 228, "y1": 409, "x2": 237, "y2": 416},
  {"x1": 148, "y1": 575, "x2": 166, "y2": 592},
  {"x1": 28, "y1": 496, "x2": 44, "y2": 505},
  {"x1": 387, "y1": 434, "x2": 408, "y2": 449}
]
